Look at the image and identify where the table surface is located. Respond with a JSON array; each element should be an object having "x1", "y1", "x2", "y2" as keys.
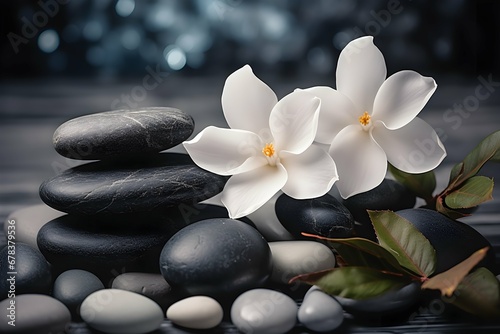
[{"x1": 1, "y1": 76, "x2": 500, "y2": 333}]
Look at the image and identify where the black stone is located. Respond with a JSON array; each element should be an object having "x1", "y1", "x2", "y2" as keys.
[
  {"x1": 275, "y1": 193, "x2": 355, "y2": 239},
  {"x1": 0, "y1": 243, "x2": 52, "y2": 298},
  {"x1": 160, "y1": 218, "x2": 272, "y2": 298},
  {"x1": 37, "y1": 213, "x2": 180, "y2": 282},
  {"x1": 342, "y1": 179, "x2": 416, "y2": 241},
  {"x1": 396, "y1": 208, "x2": 498, "y2": 274},
  {"x1": 53, "y1": 269, "x2": 105, "y2": 320},
  {"x1": 39, "y1": 153, "x2": 227, "y2": 215},
  {"x1": 335, "y1": 282, "x2": 421, "y2": 317},
  {"x1": 53, "y1": 107, "x2": 194, "y2": 160}
]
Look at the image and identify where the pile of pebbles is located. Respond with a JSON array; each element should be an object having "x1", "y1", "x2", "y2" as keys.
[{"x1": 1, "y1": 107, "x2": 430, "y2": 334}]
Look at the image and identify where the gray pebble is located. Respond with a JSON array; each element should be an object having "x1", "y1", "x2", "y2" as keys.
[
  {"x1": 80, "y1": 289, "x2": 164, "y2": 334},
  {"x1": 298, "y1": 287, "x2": 344, "y2": 332},
  {"x1": 231, "y1": 288, "x2": 297, "y2": 334},
  {"x1": 0, "y1": 294, "x2": 70, "y2": 334},
  {"x1": 112, "y1": 272, "x2": 175, "y2": 309},
  {"x1": 269, "y1": 241, "x2": 335, "y2": 284},
  {"x1": 3, "y1": 204, "x2": 64, "y2": 251}
]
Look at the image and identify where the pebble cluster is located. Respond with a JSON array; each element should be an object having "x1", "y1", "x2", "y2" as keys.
[{"x1": 6, "y1": 106, "x2": 495, "y2": 334}]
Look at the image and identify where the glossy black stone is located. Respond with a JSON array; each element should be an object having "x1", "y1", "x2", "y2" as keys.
[
  {"x1": 37, "y1": 214, "x2": 180, "y2": 282},
  {"x1": 160, "y1": 218, "x2": 272, "y2": 298},
  {"x1": 335, "y1": 282, "x2": 421, "y2": 317},
  {"x1": 39, "y1": 153, "x2": 227, "y2": 215},
  {"x1": 396, "y1": 208, "x2": 498, "y2": 274},
  {"x1": 0, "y1": 243, "x2": 52, "y2": 298},
  {"x1": 342, "y1": 179, "x2": 416, "y2": 241},
  {"x1": 275, "y1": 193, "x2": 355, "y2": 239},
  {"x1": 53, "y1": 269, "x2": 105, "y2": 320},
  {"x1": 53, "y1": 107, "x2": 194, "y2": 160}
]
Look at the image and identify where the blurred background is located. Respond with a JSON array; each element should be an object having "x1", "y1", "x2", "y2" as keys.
[
  {"x1": 1, "y1": 0, "x2": 499, "y2": 79},
  {"x1": 1, "y1": 0, "x2": 500, "y2": 223}
]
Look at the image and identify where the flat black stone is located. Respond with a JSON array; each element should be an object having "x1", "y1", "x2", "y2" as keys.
[
  {"x1": 0, "y1": 243, "x2": 52, "y2": 298},
  {"x1": 275, "y1": 193, "x2": 355, "y2": 239},
  {"x1": 53, "y1": 107, "x2": 194, "y2": 160},
  {"x1": 342, "y1": 179, "x2": 416, "y2": 241},
  {"x1": 37, "y1": 213, "x2": 181, "y2": 283},
  {"x1": 160, "y1": 218, "x2": 272, "y2": 300},
  {"x1": 39, "y1": 153, "x2": 227, "y2": 215}
]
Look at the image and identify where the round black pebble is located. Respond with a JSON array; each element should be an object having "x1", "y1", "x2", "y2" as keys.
[
  {"x1": 342, "y1": 178, "x2": 416, "y2": 241},
  {"x1": 0, "y1": 243, "x2": 52, "y2": 298},
  {"x1": 275, "y1": 193, "x2": 355, "y2": 239},
  {"x1": 53, "y1": 269, "x2": 104, "y2": 320},
  {"x1": 396, "y1": 208, "x2": 497, "y2": 274},
  {"x1": 160, "y1": 218, "x2": 272, "y2": 298}
]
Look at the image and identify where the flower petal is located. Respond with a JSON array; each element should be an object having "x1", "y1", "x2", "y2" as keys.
[
  {"x1": 336, "y1": 36, "x2": 386, "y2": 114},
  {"x1": 300, "y1": 87, "x2": 358, "y2": 144},
  {"x1": 270, "y1": 90, "x2": 320, "y2": 154},
  {"x1": 246, "y1": 191, "x2": 295, "y2": 241},
  {"x1": 183, "y1": 126, "x2": 267, "y2": 176},
  {"x1": 372, "y1": 70, "x2": 437, "y2": 129},
  {"x1": 221, "y1": 164, "x2": 288, "y2": 218},
  {"x1": 372, "y1": 117, "x2": 446, "y2": 173},
  {"x1": 280, "y1": 144, "x2": 338, "y2": 199},
  {"x1": 329, "y1": 124, "x2": 387, "y2": 198},
  {"x1": 222, "y1": 65, "x2": 278, "y2": 136}
]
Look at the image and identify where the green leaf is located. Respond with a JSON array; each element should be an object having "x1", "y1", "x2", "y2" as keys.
[
  {"x1": 293, "y1": 267, "x2": 409, "y2": 300},
  {"x1": 436, "y1": 196, "x2": 469, "y2": 219},
  {"x1": 368, "y1": 210, "x2": 436, "y2": 278},
  {"x1": 449, "y1": 267, "x2": 500, "y2": 318},
  {"x1": 422, "y1": 247, "x2": 489, "y2": 296},
  {"x1": 301, "y1": 233, "x2": 415, "y2": 275},
  {"x1": 448, "y1": 130, "x2": 500, "y2": 189},
  {"x1": 444, "y1": 176, "x2": 494, "y2": 209},
  {"x1": 389, "y1": 164, "x2": 436, "y2": 201}
]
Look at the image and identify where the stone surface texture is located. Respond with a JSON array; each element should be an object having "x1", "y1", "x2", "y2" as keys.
[
  {"x1": 53, "y1": 107, "x2": 194, "y2": 160},
  {"x1": 39, "y1": 153, "x2": 227, "y2": 214}
]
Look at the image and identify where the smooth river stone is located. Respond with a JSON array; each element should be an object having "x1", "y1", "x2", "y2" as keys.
[
  {"x1": 0, "y1": 243, "x2": 52, "y2": 298},
  {"x1": 80, "y1": 289, "x2": 164, "y2": 334},
  {"x1": 231, "y1": 288, "x2": 297, "y2": 334},
  {"x1": 275, "y1": 193, "x2": 355, "y2": 239},
  {"x1": 160, "y1": 218, "x2": 272, "y2": 298},
  {"x1": 166, "y1": 296, "x2": 224, "y2": 329},
  {"x1": 397, "y1": 208, "x2": 498, "y2": 274},
  {"x1": 335, "y1": 282, "x2": 421, "y2": 317},
  {"x1": 269, "y1": 241, "x2": 336, "y2": 284},
  {"x1": 37, "y1": 214, "x2": 178, "y2": 281},
  {"x1": 342, "y1": 178, "x2": 416, "y2": 241},
  {"x1": 3, "y1": 204, "x2": 64, "y2": 251},
  {"x1": 53, "y1": 107, "x2": 194, "y2": 160},
  {"x1": 298, "y1": 287, "x2": 344, "y2": 332},
  {"x1": 39, "y1": 153, "x2": 227, "y2": 214},
  {"x1": 0, "y1": 294, "x2": 71, "y2": 334},
  {"x1": 112, "y1": 272, "x2": 175, "y2": 310},
  {"x1": 53, "y1": 269, "x2": 105, "y2": 319}
]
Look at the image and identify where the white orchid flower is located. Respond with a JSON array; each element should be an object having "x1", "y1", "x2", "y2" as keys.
[
  {"x1": 302, "y1": 36, "x2": 446, "y2": 199},
  {"x1": 183, "y1": 65, "x2": 338, "y2": 219}
]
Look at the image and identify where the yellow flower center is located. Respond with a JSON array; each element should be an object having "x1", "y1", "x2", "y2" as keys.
[
  {"x1": 262, "y1": 143, "x2": 275, "y2": 157},
  {"x1": 358, "y1": 111, "x2": 371, "y2": 126}
]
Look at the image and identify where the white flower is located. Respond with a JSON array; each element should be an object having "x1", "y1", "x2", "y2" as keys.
[
  {"x1": 301, "y1": 36, "x2": 446, "y2": 198},
  {"x1": 183, "y1": 65, "x2": 338, "y2": 218}
]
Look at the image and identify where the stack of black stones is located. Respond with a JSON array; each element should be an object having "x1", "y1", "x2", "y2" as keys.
[{"x1": 8, "y1": 106, "x2": 489, "y2": 333}]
